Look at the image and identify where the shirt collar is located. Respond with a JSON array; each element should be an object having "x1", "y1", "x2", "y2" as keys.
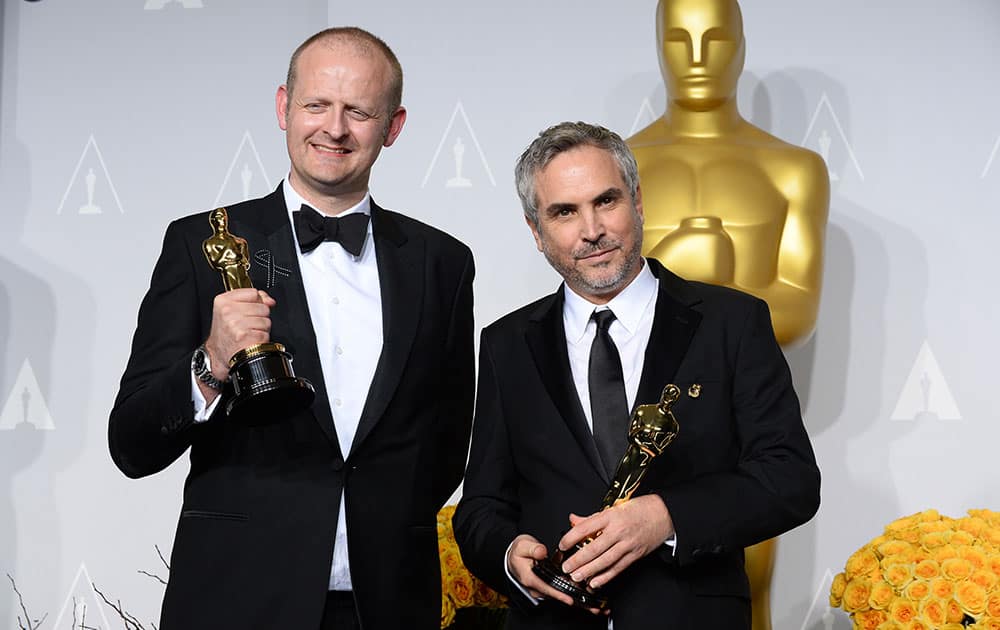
[
  {"x1": 283, "y1": 177, "x2": 372, "y2": 220},
  {"x1": 562, "y1": 260, "x2": 658, "y2": 344},
  {"x1": 283, "y1": 178, "x2": 373, "y2": 254}
]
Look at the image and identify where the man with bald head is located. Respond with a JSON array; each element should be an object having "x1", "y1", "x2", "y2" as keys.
[{"x1": 110, "y1": 27, "x2": 475, "y2": 630}]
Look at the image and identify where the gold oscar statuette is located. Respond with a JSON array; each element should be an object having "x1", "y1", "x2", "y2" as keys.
[
  {"x1": 532, "y1": 384, "x2": 681, "y2": 610},
  {"x1": 202, "y1": 207, "x2": 315, "y2": 420},
  {"x1": 628, "y1": 2, "x2": 830, "y2": 627}
]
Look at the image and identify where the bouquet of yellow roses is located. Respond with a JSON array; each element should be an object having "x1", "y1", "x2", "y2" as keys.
[
  {"x1": 437, "y1": 505, "x2": 508, "y2": 629},
  {"x1": 830, "y1": 509, "x2": 1000, "y2": 630}
]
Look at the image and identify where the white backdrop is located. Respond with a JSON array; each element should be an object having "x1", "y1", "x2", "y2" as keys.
[{"x1": 3, "y1": 0, "x2": 1000, "y2": 627}]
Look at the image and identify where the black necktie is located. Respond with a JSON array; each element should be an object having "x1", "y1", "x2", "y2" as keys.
[
  {"x1": 589, "y1": 309, "x2": 629, "y2": 478},
  {"x1": 293, "y1": 204, "x2": 370, "y2": 256}
]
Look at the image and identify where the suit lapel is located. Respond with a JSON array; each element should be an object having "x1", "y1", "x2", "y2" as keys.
[
  {"x1": 232, "y1": 186, "x2": 342, "y2": 453},
  {"x1": 634, "y1": 258, "x2": 704, "y2": 409},
  {"x1": 350, "y1": 201, "x2": 424, "y2": 457},
  {"x1": 525, "y1": 289, "x2": 609, "y2": 484}
]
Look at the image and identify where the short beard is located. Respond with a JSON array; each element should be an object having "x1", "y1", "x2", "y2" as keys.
[{"x1": 539, "y1": 209, "x2": 645, "y2": 298}]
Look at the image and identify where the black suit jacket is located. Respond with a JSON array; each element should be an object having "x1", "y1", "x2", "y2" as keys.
[
  {"x1": 109, "y1": 187, "x2": 475, "y2": 630},
  {"x1": 453, "y1": 259, "x2": 819, "y2": 630}
]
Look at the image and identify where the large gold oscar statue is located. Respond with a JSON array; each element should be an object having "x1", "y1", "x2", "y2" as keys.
[{"x1": 627, "y1": 1, "x2": 829, "y2": 629}]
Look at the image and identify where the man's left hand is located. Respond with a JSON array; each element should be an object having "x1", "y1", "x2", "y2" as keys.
[{"x1": 557, "y1": 494, "x2": 674, "y2": 590}]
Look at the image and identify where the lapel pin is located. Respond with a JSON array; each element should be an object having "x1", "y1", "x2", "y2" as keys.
[{"x1": 688, "y1": 384, "x2": 702, "y2": 398}]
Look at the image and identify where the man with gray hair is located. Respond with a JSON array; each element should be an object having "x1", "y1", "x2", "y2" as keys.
[{"x1": 453, "y1": 121, "x2": 819, "y2": 628}]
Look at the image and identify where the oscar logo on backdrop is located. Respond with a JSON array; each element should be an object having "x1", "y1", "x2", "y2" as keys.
[{"x1": 627, "y1": 1, "x2": 830, "y2": 629}]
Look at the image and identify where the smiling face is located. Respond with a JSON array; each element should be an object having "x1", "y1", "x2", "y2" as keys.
[
  {"x1": 528, "y1": 145, "x2": 645, "y2": 304},
  {"x1": 657, "y1": 0, "x2": 745, "y2": 110},
  {"x1": 276, "y1": 39, "x2": 406, "y2": 211}
]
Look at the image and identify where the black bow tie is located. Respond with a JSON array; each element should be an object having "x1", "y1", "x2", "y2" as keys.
[{"x1": 293, "y1": 205, "x2": 370, "y2": 256}]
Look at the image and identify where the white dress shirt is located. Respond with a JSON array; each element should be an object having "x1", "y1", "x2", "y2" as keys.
[
  {"x1": 562, "y1": 261, "x2": 658, "y2": 426},
  {"x1": 191, "y1": 178, "x2": 383, "y2": 591}
]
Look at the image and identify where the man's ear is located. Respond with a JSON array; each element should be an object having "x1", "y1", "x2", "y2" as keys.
[
  {"x1": 382, "y1": 106, "x2": 407, "y2": 147},
  {"x1": 525, "y1": 214, "x2": 544, "y2": 253},
  {"x1": 276, "y1": 85, "x2": 290, "y2": 131}
]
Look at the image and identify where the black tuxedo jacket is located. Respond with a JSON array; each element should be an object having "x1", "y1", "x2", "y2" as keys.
[
  {"x1": 109, "y1": 187, "x2": 475, "y2": 629},
  {"x1": 453, "y1": 259, "x2": 819, "y2": 630}
]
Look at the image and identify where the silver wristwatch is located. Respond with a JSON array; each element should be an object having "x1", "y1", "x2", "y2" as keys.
[{"x1": 192, "y1": 344, "x2": 225, "y2": 391}]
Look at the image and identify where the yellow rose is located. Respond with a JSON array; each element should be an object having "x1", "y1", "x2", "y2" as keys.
[
  {"x1": 887, "y1": 514, "x2": 921, "y2": 533},
  {"x1": 889, "y1": 599, "x2": 918, "y2": 624},
  {"x1": 878, "y1": 540, "x2": 914, "y2": 558},
  {"x1": 918, "y1": 597, "x2": 948, "y2": 627},
  {"x1": 450, "y1": 572, "x2": 475, "y2": 608},
  {"x1": 868, "y1": 581, "x2": 895, "y2": 610},
  {"x1": 956, "y1": 581, "x2": 988, "y2": 615},
  {"x1": 985, "y1": 526, "x2": 1000, "y2": 547},
  {"x1": 855, "y1": 609, "x2": 887, "y2": 630},
  {"x1": 904, "y1": 621, "x2": 929, "y2": 630},
  {"x1": 831, "y1": 572, "x2": 848, "y2": 607},
  {"x1": 945, "y1": 598, "x2": 965, "y2": 623},
  {"x1": 972, "y1": 568, "x2": 1000, "y2": 592},
  {"x1": 885, "y1": 563, "x2": 916, "y2": 589},
  {"x1": 988, "y1": 591, "x2": 1000, "y2": 617},
  {"x1": 959, "y1": 517, "x2": 988, "y2": 537},
  {"x1": 961, "y1": 545, "x2": 989, "y2": 570},
  {"x1": 988, "y1": 555, "x2": 1000, "y2": 577},
  {"x1": 951, "y1": 530, "x2": 976, "y2": 546},
  {"x1": 931, "y1": 577, "x2": 956, "y2": 600},
  {"x1": 848, "y1": 549, "x2": 882, "y2": 579},
  {"x1": 919, "y1": 519, "x2": 951, "y2": 534},
  {"x1": 883, "y1": 550, "x2": 917, "y2": 568},
  {"x1": 441, "y1": 546, "x2": 464, "y2": 576},
  {"x1": 920, "y1": 531, "x2": 951, "y2": 550},
  {"x1": 918, "y1": 509, "x2": 942, "y2": 523},
  {"x1": 898, "y1": 528, "x2": 922, "y2": 544},
  {"x1": 943, "y1": 557, "x2": 975, "y2": 581},
  {"x1": 934, "y1": 546, "x2": 960, "y2": 563},
  {"x1": 844, "y1": 579, "x2": 873, "y2": 613},
  {"x1": 441, "y1": 594, "x2": 456, "y2": 629},
  {"x1": 473, "y1": 578, "x2": 504, "y2": 608},
  {"x1": 914, "y1": 559, "x2": 941, "y2": 580},
  {"x1": 919, "y1": 597, "x2": 948, "y2": 628},
  {"x1": 905, "y1": 580, "x2": 931, "y2": 601}
]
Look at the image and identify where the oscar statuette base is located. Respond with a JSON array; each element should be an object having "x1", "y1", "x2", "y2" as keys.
[
  {"x1": 226, "y1": 342, "x2": 315, "y2": 422},
  {"x1": 531, "y1": 548, "x2": 609, "y2": 611}
]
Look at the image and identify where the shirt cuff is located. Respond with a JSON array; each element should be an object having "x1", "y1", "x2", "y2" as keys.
[
  {"x1": 665, "y1": 533, "x2": 677, "y2": 556},
  {"x1": 191, "y1": 371, "x2": 222, "y2": 423},
  {"x1": 504, "y1": 540, "x2": 542, "y2": 606}
]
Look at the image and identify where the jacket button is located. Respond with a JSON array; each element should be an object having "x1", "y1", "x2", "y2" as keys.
[
  {"x1": 332, "y1": 457, "x2": 344, "y2": 471},
  {"x1": 160, "y1": 426, "x2": 169, "y2": 435}
]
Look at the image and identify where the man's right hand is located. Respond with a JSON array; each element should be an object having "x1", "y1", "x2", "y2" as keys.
[
  {"x1": 507, "y1": 534, "x2": 576, "y2": 606},
  {"x1": 204, "y1": 288, "x2": 275, "y2": 381},
  {"x1": 507, "y1": 536, "x2": 608, "y2": 615}
]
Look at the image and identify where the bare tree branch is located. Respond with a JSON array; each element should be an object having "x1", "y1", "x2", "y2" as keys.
[
  {"x1": 134, "y1": 570, "x2": 166, "y2": 587},
  {"x1": 7, "y1": 573, "x2": 48, "y2": 630},
  {"x1": 154, "y1": 545, "x2": 169, "y2": 573},
  {"x1": 92, "y1": 583, "x2": 149, "y2": 630}
]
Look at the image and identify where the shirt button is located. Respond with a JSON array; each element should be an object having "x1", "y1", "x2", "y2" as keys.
[
  {"x1": 331, "y1": 297, "x2": 340, "y2": 305},
  {"x1": 336, "y1": 346, "x2": 343, "y2": 355},
  {"x1": 334, "y1": 398, "x2": 342, "y2": 407}
]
